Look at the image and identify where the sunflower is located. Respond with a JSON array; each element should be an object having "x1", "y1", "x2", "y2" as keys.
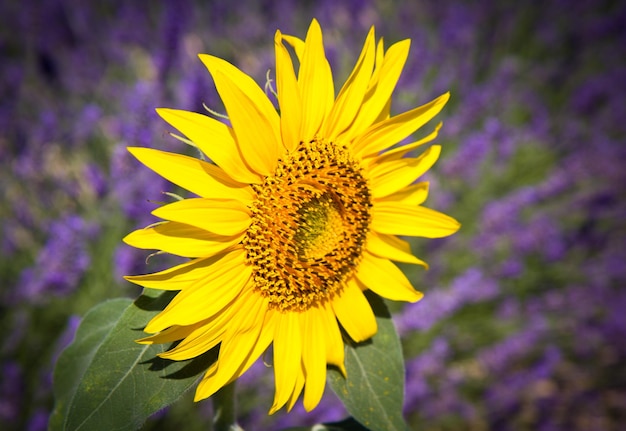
[{"x1": 123, "y1": 19, "x2": 459, "y2": 413}]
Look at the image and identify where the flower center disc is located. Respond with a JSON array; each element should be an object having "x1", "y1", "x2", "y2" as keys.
[{"x1": 244, "y1": 139, "x2": 372, "y2": 312}]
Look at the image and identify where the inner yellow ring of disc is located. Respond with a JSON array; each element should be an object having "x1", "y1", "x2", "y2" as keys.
[{"x1": 294, "y1": 194, "x2": 344, "y2": 260}]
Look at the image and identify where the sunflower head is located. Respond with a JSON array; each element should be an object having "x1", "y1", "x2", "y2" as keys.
[
  {"x1": 124, "y1": 18, "x2": 459, "y2": 414},
  {"x1": 244, "y1": 138, "x2": 372, "y2": 312}
]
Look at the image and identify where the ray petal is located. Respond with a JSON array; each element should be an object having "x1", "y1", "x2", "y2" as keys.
[
  {"x1": 366, "y1": 231, "x2": 428, "y2": 268},
  {"x1": 275, "y1": 30, "x2": 303, "y2": 152},
  {"x1": 371, "y1": 202, "x2": 461, "y2": 238},
  {"x1": 151, "y1": 197, "x2": 251, "y2": 236},
  {"x1": 199, "y1": 55, "x2": 282, "y2": 176},
  {"x1": 368, "y1": 145, "x2": 441, "y2": 199},
  {"x1": 356, "y1": 251, "x2": 423, "y2": 302},
  {"x1": 370, "y1": 38, "x2": 386, "y2": 87},
  {"x1": 281, "y1": 34, "x2": 305, "y2": 60},
  {"x1": 156, "y1": 108, "x2": 262, "y2": 184},
  {"x1": 320, "y1": 303, "x2": 345, "y2": 374},
  {"x1": 352, "y1": 92, "x2": 450, "y2": 158},
  {"x1": 322, "y1": 26, "x2": 376, "y2": 139},
  {"x1": 375, "y1": 181, "x2": 429, "y2": 206},
  {"x1": 124, "y1": 253, "x2": 237, "y2": 291},
  {"x1": 271, "y1": 312, "x2": 303, "y2": 413},
  {"x1": 159, "y1": 287, "x2": 254, "y2": 361},
  {"x1": 127, "y1": 147, "x2": 254, "y2": 202},
  {"x1": 143, "y1": 250, "x2": 251, "y2": 332},
  {"x1": 123, "y1": 221, "x2": 243, "y2": 258},
  {"x1": 372, "y1": 122, "x2": 443, "y2": 164},
  {"x1": 343, "y1": 39, "x2": 411, "y2": 140},
  {"x1": 286, "y1": 362, "x2": 306, "y2": 412},
  {"x1": 136, "y1": 321, "x2": 205, "y2": 345},
  {"x1": 194, "y1": 295, "x2": 275, "y2": 402},
  {"x1": 298, "y1": 19, "x2": 334, "y2": 142},
  {"x1": 301, "y1": 307, "x2": 327, "y2": 412},
  {"x1": 331, "y1": 279, "x2": 377, "y2": 343}
]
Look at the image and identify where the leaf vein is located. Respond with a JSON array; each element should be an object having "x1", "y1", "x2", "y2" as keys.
[
  {"x1": 348, "y1": 347, "x2": 397, "y2": 430},
  {"x1": 72, "y1": 344, "x2": 151, "y2": 431}
]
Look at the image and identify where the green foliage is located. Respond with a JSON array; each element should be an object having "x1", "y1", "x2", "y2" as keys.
[
  {"x1": 328, "y1": 292, "x2": 409, "y2": 431},
  {"x1": 51, "y1": 289, "x2": 408, "y2": 431},
  {"x1": 50, "y1": 290, "x2": 215, "y2": 431},
  {"x1": 50, "y1": 298, "x2": 131, "y2": 430}
]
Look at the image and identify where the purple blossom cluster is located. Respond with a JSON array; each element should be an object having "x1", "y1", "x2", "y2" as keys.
[
  {"x1": 390, "y1": 0, "x2": 626, "y2": 429},
  {"x1": 1, "y1": 0, "x2": 624, "y2": 430},
  {"x1": 13, "y1": 215, "x2": 99, "y2": 302},
  {"x1": 396, "y1": 268, "x2": 499, "y2": 334}
]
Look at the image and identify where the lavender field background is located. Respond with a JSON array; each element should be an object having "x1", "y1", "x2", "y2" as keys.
[{"x1": 2, "y1": 0, "x2": 625, "y2": 430}]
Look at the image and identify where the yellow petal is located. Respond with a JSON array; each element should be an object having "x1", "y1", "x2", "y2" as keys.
[
  {"x1": 352, "y1": 92, "x2": 450, "y2": 158},
  {"x1": 275, "y1": 30, "x2": 302, "y2": 152},
  {"x1": 322, "y1": 26, "x2": 376, "y2": 139},
  {"x1": 156, "y1": 108, "x2": 262, "y2": 184},
  {"x1": 366, "y1": 231, "x2": 428, "y2": 268},
  {"x1": 331, "y1": 279, "x2": 377, "y2": 343},
  {"x1": 281, "y1": 34, "x2": 305, "y2": 61},
  {"x1": 199, "y1": 55, "x2": 282, "y2": 176},
  {"x1": 194, "y1": 294, "x2": 273, "y2": 401},
  {"x1": 373, "y1": 122, "x2": 443, "y2": 164},
  {"x1": 301, "y1": 307, "x2": 327, "y2": 412},
  {"x1": 159, "y1": 287, "x2": 253, "y2": 360},
  {"x1": 271, "y1": 312, "x2": 302, "y2": 413},
  {"x1": 286, "y1": 363, "x2": 306, "y2": 412},
  {"x1": 136, "y1": 322, "x2": 205, "y2": 345},
  {"x1": 343, "y1": 39, "x2": 411, "y2": 140},
  {"x1": 356, "y1": 251, "x2": 423, "y2": 302},
  {"x1": 372, "y1": 95, "x2": 392, "y2": 124},
  {"x1": 298, "y1": 19, "x2": 334, "y2": 142},
  {"x1": 144, "y1": 250, "x2": 250, "y2": 332},
  {"x1": 127, "y1": 147, "x2": 254, "y2": 203},
  {"x1": 152, "y1": 197, "x2": 251, "y2": 236},
  {"x1": 124, "y1": 255, "x2": 228, "y2": 291},
  {"x1": 372, "y1": 202, "x2": 461, "y2": 238},
  {"x1": 158, "y1": 326, "x2": 224, "y2": 361},
  {"x1": 368, "y1": 145, "x2": 441, "y2": 199},
  {"x1": 123, "y1": 221, "x2": 243, "y2": 258},
  {"x1": 375, "y1": 181, "x2": 429, "y2": 206},
  {"x1": 370, "y1": 37, "x2": 386, "y2": 89},
  {"x1": 319, "y1": 303, "x2": 345, "y2": 375}
]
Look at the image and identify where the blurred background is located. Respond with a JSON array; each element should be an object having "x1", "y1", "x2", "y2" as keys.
[{"x1": 1, "y1": 0, "x2": 625, "y2": 430}]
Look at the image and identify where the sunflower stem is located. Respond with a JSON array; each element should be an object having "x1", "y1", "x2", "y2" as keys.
[{"x1": 212, "y1": 381, "x2": 242, "y2": 431}]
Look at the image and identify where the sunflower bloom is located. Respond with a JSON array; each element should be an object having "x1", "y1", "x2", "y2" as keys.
[{"x1": 124, "y1": 19, "x2": 459, "y2": 413}]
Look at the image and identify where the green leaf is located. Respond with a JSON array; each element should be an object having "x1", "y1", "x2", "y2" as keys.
[
  {"x1": 50, "y1": 298, "x2": 131, "y2": 430},
  {"x1": 50, "y1": 290, "x2": 217, "y2": 431},
  {"x1": 328, "y1": 292, "x2": 409, "y2": 431}
]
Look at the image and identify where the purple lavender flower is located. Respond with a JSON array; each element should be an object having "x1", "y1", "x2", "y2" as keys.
[
  {"x1": 397, "y1": 268, "x2": 499, "y2": 335},
  {"x1": 12, "y1": 215, "x2": 99, "y2": 303},
  {"x1": 83, "y1": 163, "x2": 108, "y2": 198},
  {"x1": 25, "y1": 409, "x2": 48, "y2": 431}
]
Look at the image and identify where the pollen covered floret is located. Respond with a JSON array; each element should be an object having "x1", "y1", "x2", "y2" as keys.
[{"x1": 244, "y1": 139, "x2": 372, "y2": 312}]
